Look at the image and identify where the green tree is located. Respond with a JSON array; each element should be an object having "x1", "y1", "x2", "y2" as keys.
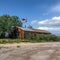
[{"x1": 0, "y1": 14, "x2": 22, "y2": 36}]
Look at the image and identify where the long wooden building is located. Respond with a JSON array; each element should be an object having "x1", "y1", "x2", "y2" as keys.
[{"x1": 12, "y1": 26, "x2": 51, "y2": 39}]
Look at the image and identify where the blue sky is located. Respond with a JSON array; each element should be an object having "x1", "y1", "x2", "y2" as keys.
[{"x1": 0, "y1": 0, "x2": 60, "y2": 36}]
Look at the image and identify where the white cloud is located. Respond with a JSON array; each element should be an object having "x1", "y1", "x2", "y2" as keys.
[
  {"x1": 52, "y1": 16, "x2": 60, "y2": 20},
  {"x1": 38, "y1": 16, "x2": 60, "y2": 36},
  {"x1": 38, "y1": 27, "x2": 60, "y2": 31},
  {"x1": 38, "y1": 16, "x2": 60, "y2": 27},
  {"x1": 31, "y1": 20, "x2": 37, "y2": 24},
  {"x1": 50, "y1": 4, "x2": 60, "y2": 12}
]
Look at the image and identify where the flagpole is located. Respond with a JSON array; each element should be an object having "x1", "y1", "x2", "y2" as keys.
[{"x1": 25, "y1": 25, "x2": 26, "y2": 28}]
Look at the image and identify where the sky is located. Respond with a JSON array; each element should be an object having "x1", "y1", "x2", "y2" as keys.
[{"x1": 0, "y1": 0, "x2": 60, "y2": 36}]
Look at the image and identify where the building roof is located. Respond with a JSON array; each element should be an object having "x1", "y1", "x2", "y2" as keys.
[
  {"x1": 17, "y1": 27, "x2": 51, "y2": 34},
  {"x1": 31, "y1": 28, "x2": 50, "y2": 33},
  {"x1": 18, "y1": 27, "x2": 35, "y2": 32}
]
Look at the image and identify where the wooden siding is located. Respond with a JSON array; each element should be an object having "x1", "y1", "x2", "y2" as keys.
[
  {"x1": 17, "y1": 28, "x2": 25, "y2": 39},
  {"x1": 15, "y1": 27, "x2": 51, "y2": 39}
]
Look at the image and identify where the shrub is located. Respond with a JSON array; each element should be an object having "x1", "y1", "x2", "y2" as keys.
[{"x1": 25, "y1": 34, "x2": 60, "y2": 42}]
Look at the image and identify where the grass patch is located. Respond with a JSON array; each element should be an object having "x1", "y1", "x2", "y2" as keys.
[
  {"x1": 0, "y1": 39, "x2": 21, "y2": 44},
  {"x1": 0, "y1": 34, "x2": 60, "y2": 44}
]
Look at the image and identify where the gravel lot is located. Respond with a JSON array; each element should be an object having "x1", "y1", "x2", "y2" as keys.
[{"x1": 0, "y1": 42, "x2": 60, "y2": 60}]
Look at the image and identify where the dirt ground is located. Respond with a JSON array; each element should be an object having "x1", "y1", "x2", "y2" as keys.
[{"x1": 0, "y1": 42, "x2": 60, "y2": 60}]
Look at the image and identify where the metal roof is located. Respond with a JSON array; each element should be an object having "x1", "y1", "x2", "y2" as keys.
[
  {"x1": 18, "y1": 27, "x2": 35, "y2": 32},
  {"x1": 17, "y1": 27, "x2": 50, "y2": 33}
]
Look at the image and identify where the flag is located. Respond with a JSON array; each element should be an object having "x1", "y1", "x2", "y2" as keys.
[{"x1": 22, "y1": 18, "x2": 27, "y2": 22}]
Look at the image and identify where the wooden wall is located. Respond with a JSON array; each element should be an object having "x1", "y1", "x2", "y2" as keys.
[{"x1": 17, "y1": 28, "x2": 25, "y2": 39}]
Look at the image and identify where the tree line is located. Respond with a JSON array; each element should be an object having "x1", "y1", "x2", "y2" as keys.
[{"x1": 0, "y1": 14, "x2": 22, "y2": 38}]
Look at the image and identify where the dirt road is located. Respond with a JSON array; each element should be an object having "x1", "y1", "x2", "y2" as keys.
[{"x1": 0, "y1": 42, "x2": 60, "y2": 60}]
